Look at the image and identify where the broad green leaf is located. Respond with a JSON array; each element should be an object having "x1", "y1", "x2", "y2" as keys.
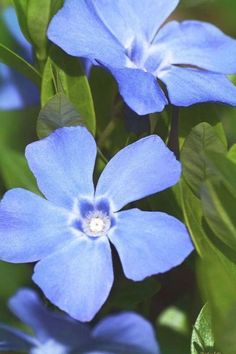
[
  {"x1": 201, "y1": 177, "x2": 236, "y2": 251},
  {"x1": 198, "y1": 249, "x2": 236, "y2": 354},
  {"x1": 191, "y1": 304, "x2": 215, "y2": 354},
  {"x1": 180, "y1": 180, "x2": 206, "y2": 256},
  {"x1": 37, "y1": 93, "x2": 83, "y2": 138},
  {"x1": 205, "y1": 151, "x2": 236, "y2": 197},
  {"x1": 12, "y1": 0, "x2": 31, "y2": 42},
  {"x1": 26, "y1": 0, "x2": 63, "y2": 62},
  {"x1": 0, "y1": 42, "x2": 41, "y2": 86},
  {"x1": 0, "y1": 147, "x2": 39, "y2": 193},
  {"x1": 179, "y1": 104, "x2": 227, "y2": 148},
  {"x1": 41, "y1": 47, "x2": 96, "y2": 134},
  {"x1": 227, "y1": 144, "x2": 236, "y2": 163},
  {"x1": 181, "y1": 122, "x2": 227, "y2": 197}
]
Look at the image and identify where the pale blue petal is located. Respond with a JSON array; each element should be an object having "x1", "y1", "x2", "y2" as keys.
[
  {"x1": 47, "y1": 0, "x2": 127, "y2": 68},
  {"x1": 91, "y1": 0, "x2": 179, "y2": 44},
  {"x1": 0, "y1": 64, "x2": 39, "y2": 110},
  {"x1": 0, "y1": 188, "x2": 74, "y2": 263},
  {"x1": 25, "y1": 127, "x2": 96, "y2": 209},
  {"x1": 9, "y1": 288, "x2": 90, "y2": 347},
  {"x1": 93, "y1": 312, "x2": 160, "y2": 354},
  {"x1": 108, "y1": 209, "x2": 193, "y2": 280},
  {"x1": 96, "y1": 135, "x2": 181, "y2": 212},
  {"x1": 0, "y1": 324, "x2": 35, "y2": 352},
  {"x1": 159, "y1": 66, "x2": 236, "y2": 107},
  {"x1": 154, "y1": 20, "x2": 236, "y2": 74},
  {"x1": 122, "y1": 0, "x2": 179, "y2": 42},
  {"x1": 109, "y1": 67, "x2": 167, "y2": 115},
  {"x1": 33, "y1": 237, "x2": 114, "y2": 322}
]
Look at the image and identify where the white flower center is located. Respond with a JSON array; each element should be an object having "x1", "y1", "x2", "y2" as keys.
[
  {"x1": 83, "y1": 211, "x2": 111, "y2": 237},
  {"x1": 30, "y1": 340, "x2": 68, "y2": 354},
  {"x1": 89, "y1": 217, "x2": 105, "y2": 233}
]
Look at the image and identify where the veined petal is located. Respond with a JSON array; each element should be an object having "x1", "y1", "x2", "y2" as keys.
[
  {"x1": 92, "y1": 0, "x2": 179, "y2": 45},
  {"x1": 154, "y1": 20, "x2": 236, "y2": 74},
  {"x1": 33, "y1": 237, "x2": 114, "y2": 322},
  {"x1": 108, "y1": 209, "x2": 193, "y2": 280},
  {"x1": 25, "y1": 127, "x2": 96, "y2": 209},
  {"x1": 123, "y1": 0, "x2": 179, "y2": 42},
  {"x1": 159, "y1": 66, "x2": 236, "y2": 107},
  {"x1": 96, "y1": 135, "x2": 181, "y2": 212},
  {"x1": 109, "y1": 67, "x2": 167, "y2": 115},
  {"x1": 0, "y1": 188, "x2": 75, "y2": 263},
  {"x1": 47, "y1": 0, "x2": 127, "y2": 68},
  {"x1": 9, "y1": 288, "x2": 90, "y2": 347},
  {"x1": 93, "y1": 312, "x2": 159, "y2": 354}
]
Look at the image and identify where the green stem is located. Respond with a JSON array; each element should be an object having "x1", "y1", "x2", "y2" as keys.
[
  {"x1": 168, "y1": 106, "x2": 180, "y2": 159},
  {"x1": 97, "y1": 147, "x2": 108, "y2": 164}
]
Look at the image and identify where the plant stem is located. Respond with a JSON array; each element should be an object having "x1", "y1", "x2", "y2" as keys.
[{"x1": 168, "y1": 106, "x2": 180, "y2": 159}]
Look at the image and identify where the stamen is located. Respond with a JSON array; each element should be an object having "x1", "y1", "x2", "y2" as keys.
[{"x1": 82, "y1": 210, "x2": 111, "y2": 237}]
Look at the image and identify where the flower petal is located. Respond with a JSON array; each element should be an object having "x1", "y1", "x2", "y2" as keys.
[
  {"x1": 155, "y1": 20, "x2": 236, "y2": 74},
  {"x1": 47, "y1": 0, "x2": 127, "y2": 68},
  {"x1": 25, "y1": 127, "x2": 96, "y2": 209},
  {"x1": 91, "y1": 0, "x2": 179, "y2": 44},
  {"x1": 93, "y1": 312, "x2": 160, "y2": 354},
  {"x1": 96, "y1": 135, "x2": 181, "y2": 212},
  {"x1": 109, "y1": 67, "x2": 167, "y2": 115},
  {"x1": 123, "y1": 0, "x2": 179, "y2": 42},
  {"x1": 159, "y1": 66, "x2": 236, "y2": 107},
  {"x1": 108, "y1": 209, "x2": 193, "y2": 280},
  {"x1": 0, "y1": 324, "x2": 35, "y2": 352},
  {"x1": 33, "y1": 237, "x2": 114, "y2": 322},
  {"x1": 0, "y1": 188, "x2": 75, "y2": 263},
  {"x1": 0, "y1": 65, "x2": 39, "y2": 110},
  {"x1": 9, "y1": 288, "x2": 90, "y2": 348}
]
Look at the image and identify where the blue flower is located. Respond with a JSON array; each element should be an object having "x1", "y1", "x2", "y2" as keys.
[
  {"x1": 0, "y1": 126, "x2": 193, "y2": 321},
  {"x1": 47, "y1": 0, "x2": 236, "y2": 115},
  {"x1": 0, "y1": 288, "x2": 160, "y2": 354},
  {"x1": 0, "y1": 7, "x2": 39, "y2": 110}
]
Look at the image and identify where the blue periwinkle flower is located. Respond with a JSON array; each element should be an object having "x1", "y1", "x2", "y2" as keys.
[
  {"x1": 0, "y1": 288, "x2": 160, "y2": 354},
  {"x1": 0, "y1": 7, "x2": 39, "y2": 110},
  {"x1": 0, "y1": 126, "x2": 193, "y2": 321},
  {"x1": 48, "y1": 0, "x2": 236, "y2": 115}
]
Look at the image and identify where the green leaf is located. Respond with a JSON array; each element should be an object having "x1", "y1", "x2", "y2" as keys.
[
  {"x1": 227, "y1": 144, "x2": 236, "y2": 163},
  {"x1": 26, "y1": 0, "x2": 63, "y2": 62},
  {"x1": 180, "y1": 180, "x2": 206, "y2": 256},
  {"x1": 198, "y1": 248, "x2": 236, "y2": 354},
  {"x1": 191, "y1": 304, "x2": 215, "y2": 354},
  {"x1": 37, "y1": 93, "x2": 83, "y2": 138},
  {"x1": 205, "y1": 151, "x2": 236, "y2": 197},
  {"x1": 181, "y1": 122, "x2": 227, "y2": 197},
  {"x1": 12, "y1": 0, "x2": 31, "y2": 42},
  {"x1": 0, "y1": 147, "x2": 39, "y2": 193},
  {"x1": 41, "y1": 47, "x2": 96, "y2": 134},
  {"x1": 0, "y1": 42, "x2": 41, "y2": 86},
  {"x1": 201, "y1": 177, "x2": 236, "y2": 251}
]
